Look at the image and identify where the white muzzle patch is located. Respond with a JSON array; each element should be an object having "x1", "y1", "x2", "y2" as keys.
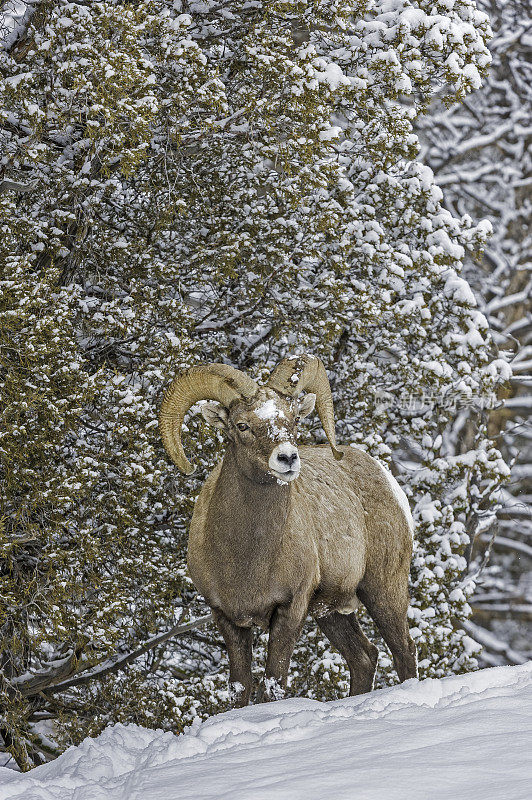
[{"x1": 268, "y1": 442, "x2": 300, "y2": 482}]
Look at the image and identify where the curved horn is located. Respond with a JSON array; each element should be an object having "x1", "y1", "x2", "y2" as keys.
[
  {"x1": 267, "y1": 355, "x2": 343, "y2": 461},
  {"x1": 159, "y1": 364, "x2": 259, "y2": 474}
]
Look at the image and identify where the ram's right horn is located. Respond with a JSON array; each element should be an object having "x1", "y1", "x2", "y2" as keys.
[{"x1": 267, "y1": 355, "x2": 343, "y2": 461}]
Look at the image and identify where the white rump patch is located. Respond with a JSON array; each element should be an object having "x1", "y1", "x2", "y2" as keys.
[{"x1": 377, "y1": 462, "x2": 415, "y2": 539}]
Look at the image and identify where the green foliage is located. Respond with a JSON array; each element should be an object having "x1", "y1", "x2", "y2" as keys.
[{"x1": 0, "y1": 0, "x2": 508, "y2": 769}]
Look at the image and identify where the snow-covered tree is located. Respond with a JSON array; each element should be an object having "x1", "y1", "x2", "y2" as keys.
[
  {"x1": 417, "y1": 0, "x2": 531, "y2": 666},
  {"x1": 1, "y1": 0, "x2": 509, "y2": 768}
]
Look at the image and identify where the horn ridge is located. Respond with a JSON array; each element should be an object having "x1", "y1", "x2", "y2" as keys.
[
  {"x1": 159, "y1": 364, "x2": 258, "y2": 474},
  {"x1": 267, "y1": 355, "x2": 343, "y2": 461}
]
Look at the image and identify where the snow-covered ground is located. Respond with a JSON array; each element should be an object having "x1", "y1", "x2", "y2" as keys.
[{"x1": 2, "y1": 663, "x2": 531, "y2": 800}]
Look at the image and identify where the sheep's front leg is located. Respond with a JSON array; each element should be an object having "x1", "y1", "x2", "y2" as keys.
[
  {"x1": 260, "y1": 603, "x2": 306, "y2": 702},
  {"x1": 213, "y1": 609, "x2": 253, "y2": 707}
]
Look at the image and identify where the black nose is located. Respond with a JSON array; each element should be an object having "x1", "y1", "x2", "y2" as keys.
[{"x1": 277, "y1": 452, "x2": 298, "y2": 466}]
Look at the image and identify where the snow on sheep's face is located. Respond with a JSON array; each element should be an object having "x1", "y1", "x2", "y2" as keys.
[{"x1": 200, "y1": 389, "x2": 316, "y2": 484}]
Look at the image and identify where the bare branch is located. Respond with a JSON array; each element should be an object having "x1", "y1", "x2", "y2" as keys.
[
  {"x1": 0, "y1": 0, "x2": 39, "y2": 52},
  {"x1": 12, "y1": 647, "x2": 83, "y2": 697},
  {"x1": 478, "y1": 534, "x2": 532, "y2": 559},
  {"x1": 0, "y1": 178, "x2": 38, "y2": 193},
  {"x1": 461, "y1": 619, "x2": 528, "y2": 666},
  {"x1": 40, "y1": 613, "x2": 214, "y2": 696}
]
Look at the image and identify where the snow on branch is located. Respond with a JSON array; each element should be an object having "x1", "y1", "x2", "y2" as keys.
[
  {"x1": 472, "y1": 602, "x2": 532, "y2": 622},
  {"x1": 0, "y1": 0, "x2": 39, "y2": 51},
  {"x1": 435, "y1": 121, "x2": 530, "y2": 168},
  {"x1": 503, "y1": 395, "x2": 532, "y2": 413},
  {"x1": 10, "y1": 647, "x2": 84, "y2": 697},
  {"x1": 487, "y1": 281, "x2": 532, "y2": 313}
]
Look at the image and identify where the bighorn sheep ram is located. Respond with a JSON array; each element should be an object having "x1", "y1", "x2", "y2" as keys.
[{"x1": 159, "y1": 355, "x2": 417, "y2": 705}]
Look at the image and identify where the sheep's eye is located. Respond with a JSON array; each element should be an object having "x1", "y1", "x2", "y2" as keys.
[{"x1": 237, "y1": 422, "x2": 249, "y2": 432}]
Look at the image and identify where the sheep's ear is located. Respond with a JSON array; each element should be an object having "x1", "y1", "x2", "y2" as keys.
[
  {"x1": 298, "y1": 393, "x2": 316, "y2": 419},
  {"x1": 201, "y1": 402, "x2": 229, "y2": 430}
]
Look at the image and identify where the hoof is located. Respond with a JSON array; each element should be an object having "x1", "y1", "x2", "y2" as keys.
[
  {"x1": 257, "y1": 677, "x2": 285, "y2": 703},
  {"x1": 228, "y1": 681, "x2": 249, "y2": 707}
]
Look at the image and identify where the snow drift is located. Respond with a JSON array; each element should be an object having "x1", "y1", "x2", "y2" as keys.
[{"x1": 1, "y1": 663, "x2": 531, "y2": 800}]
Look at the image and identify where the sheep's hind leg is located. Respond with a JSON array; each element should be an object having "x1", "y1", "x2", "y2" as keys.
[
  {"x1": 213, "y1": 609, "x2": 253, "y2": 707},
  {"x1": 357, "y1": 584, "x2": 418, "y2": 682},
  {"x1": 317, "y1": 611, "x2": 378, "y2": 695}
]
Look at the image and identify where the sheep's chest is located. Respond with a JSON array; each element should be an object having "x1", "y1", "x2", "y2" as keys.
[
  {"x1": 188, "y1": 530, "x2": 314, "y2": 630},
  {"x1": 202, "y1": 564, "x2": 294, "y2": 630}
]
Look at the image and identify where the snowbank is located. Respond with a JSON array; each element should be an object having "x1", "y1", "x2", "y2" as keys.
[{"x1": 1, "y1": 663, "x2": 531, "y2": 800}]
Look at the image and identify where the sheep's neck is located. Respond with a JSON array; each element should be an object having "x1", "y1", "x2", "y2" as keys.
[{"x1": 209, "y1": 445, "x2": 290, "y2": 556}]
